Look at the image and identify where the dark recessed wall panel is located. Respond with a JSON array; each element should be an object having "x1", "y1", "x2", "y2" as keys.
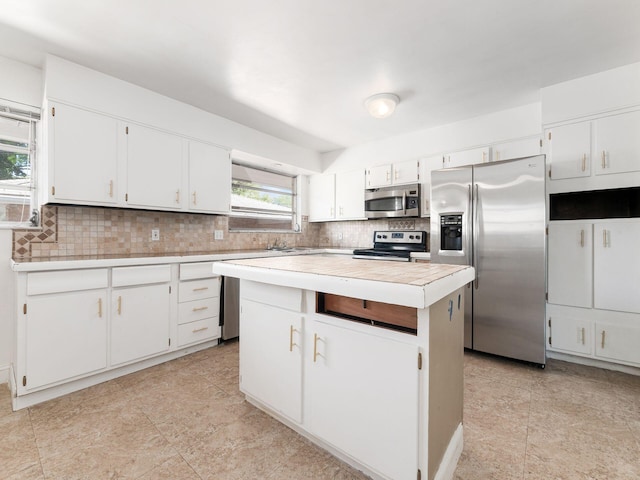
[{"x1": 549, "y1": 187, "x2": 640, "y2": 220}]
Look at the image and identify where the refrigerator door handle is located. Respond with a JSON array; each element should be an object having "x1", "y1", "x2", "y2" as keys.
[
  {"x1": 473, "y1": 184, "x2": 479, "y2": 289},
  {"x1": 468, "y1": 184, "x2": 473, "y2": 289}
]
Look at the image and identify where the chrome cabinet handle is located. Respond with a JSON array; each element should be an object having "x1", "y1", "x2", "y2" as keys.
[
  {"x1": 192, "y1": 306, "x2": 208, "y2": 312},
  {"x1": 109, "y1": 180, "x2": 114, "y2": 197},
  {"x1": 601, "y1": 330, "x2": 606, "y2": 349},
  {"x1": 581, "y1": 154, "x2": 586, "y2": 172},
  {"x1": 176, "y1": 190, "x2": 180, "y2": 203},
  {"x1": 192, "y1": 191, "x2": 197, "y2": 205},
  {"x1": 193, "y1": 287, "x2": 209, "y2": 292},
  {"x1": 193, "y1": 326, "x2": 208, "y2": 333},
  {"x1": 98, "y1": 298, "x2": 103, "y2": 318},
  {"x1": 602, "y1": 230, "x2": 610, "y2": 248},
  {"x1": 581, "y1": 327, "x2": 585, "y2": 345},
  {"x1": 580, "y1": 229, "x2": 584, "y2": 248},
  {"x1": 289, "y1": 325, "x2": 296, "y2": 352},
  {"x1": 601, "y1": 151, "x2": 606, "y2": 169},
  {"x1": 117, "y1": 295, "x2": 122, "y2": 315}
]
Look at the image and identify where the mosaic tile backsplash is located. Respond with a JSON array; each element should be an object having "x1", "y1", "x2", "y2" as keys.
[{"x1": 12, "y1": 205, "x2": 431, "y2": 260}]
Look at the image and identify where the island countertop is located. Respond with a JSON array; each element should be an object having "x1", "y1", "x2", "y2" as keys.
[{"x1": 212, "y1": 255, "x2": 474, "y2": 309}]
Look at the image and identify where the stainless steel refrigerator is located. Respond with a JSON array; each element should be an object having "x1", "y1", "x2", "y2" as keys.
[{"x1": 430, "y1": 155, "x2": 546, "y2": 365}]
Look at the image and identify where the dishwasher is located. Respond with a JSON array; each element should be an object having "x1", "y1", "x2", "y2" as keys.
[{"x1": 221, "y1": 276, "x2": 240, "y2": 340}]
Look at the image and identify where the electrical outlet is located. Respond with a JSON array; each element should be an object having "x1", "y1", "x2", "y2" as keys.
[
  {"x1": 337, "y1": 232, "x2": 343, "y2": 240},
  {"x1": 214, "y1": 230, "x2": 224, "y2": 240},
  {"x1": 151, "y1": 229, "x2": 160, "y2": 241}
]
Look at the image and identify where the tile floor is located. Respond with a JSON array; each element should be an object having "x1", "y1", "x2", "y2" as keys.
[{"x1": 2, "y1": 342, "x2": 639, "y2": 479}]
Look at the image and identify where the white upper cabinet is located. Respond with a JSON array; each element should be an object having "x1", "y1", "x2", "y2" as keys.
[
  {"x1": 48, "y1": 103, "x2": 119, "y2": 205},
  {"x1": 546, "y1": 122, "x2": 591, "y2": 180},
  {"x1": 309, "y1": 170, "x2": 365, "y2": 222},
  {"x1": 126, "y1": 124, "x2": 184, "y2": 210},
  {"x1": 595, "y1": 110, "x2": 640, "y2": 176},
  {"x1": 547, "y1": 222, "x2": 593, "y2": 308},
  {"x1": 491, "y1": 137, "x2": 541, "y2": 162},
  {"x1": 308, "y1": 173, "x2": 336, "y2": 222},
  {"x1": 366, "y1": 160, "x2": 419, "y2": 188},
  {"x1": 335, "y1": 169, "x2": 365, "y2": 220},
  {"x1": 443, "y1": 146, "x2": 490, "y2": 168},
  {"x1": 593, "y1": 220, "x2": 640, "y2": 314},
  {"x1": 188, "y1": 141, "x2": 230, "y2": 214}
]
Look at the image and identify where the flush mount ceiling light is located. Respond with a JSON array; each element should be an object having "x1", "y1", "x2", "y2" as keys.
[{"x1": 364, "y1": 93, "x2": 400, "y2": 119}]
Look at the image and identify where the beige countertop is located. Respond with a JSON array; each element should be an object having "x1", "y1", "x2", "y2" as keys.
[{"x1": 213, "y1": 255, "x2": 473, "y2": 308}]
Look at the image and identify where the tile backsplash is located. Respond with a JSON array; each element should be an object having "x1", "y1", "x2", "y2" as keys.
[{"x1": 12, "y1": 205, "x2": 430, "y2": 260}]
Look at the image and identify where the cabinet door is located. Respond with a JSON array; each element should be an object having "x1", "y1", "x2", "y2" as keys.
[
  {"x1": 549, "y1": 315, "x2": 592, "y2": 355},
  {"x1": 595, "y1": 110, "x2": 640, "y2": 176},
  {"x1": 308, "y1": 174, "x2": 335, "y2": 222},
  {"x1": 444, "y1": 146, "x2": 490, "y2": 168},
  {"x1": 596, "y1": 322, "x2": 640, "y2": 366},
  {"x1": 492, "y1": 137, "x2": 541, "y2": 162},
  {"x1": 335, "y1": 169, "x2": 365, "y2": 220},
  {"x1": 593, "y1": 220, "x2": 640, "y2": 314},
  {"x1": 126, "y1": 124, "x2": 183, "y2": 209},
  {"x1": 308, "y1": 320, "x2": 419, "y2": 480},
  {"x1": 188, "y1": 141, "x2": 230, "y2": 213},
  {"x1": 240, "y1": 300, "x2": 303, "y2": 423},
  {"x1": 50, "y1": 103, "x2": 118, "y2": 205},
  {"x1": 366, "y1": 164, "x2": 392, "y2": 188},
  {"x1": 419, "y1": 155, "x2": 444, "y2": 217},
  {"x1": 111, "y1": 284, "x2": 171, "y2": 366},
  {"x1": 25, "y1": 290, "x2": 107, "y2": 390},
  {"x1": 547, "y1": 122, "x2": 591, "y2": 180},
  {"x1": 392, "y1": 159, "x2": 419, "y2": 185},
  {"x1": 547, "y1": 223, "x2": 593, "y2": 308}
]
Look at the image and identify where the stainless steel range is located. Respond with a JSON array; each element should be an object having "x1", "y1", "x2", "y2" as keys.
[{"x1": 353, "y1": 230, "x2": 427, "y2": 261}]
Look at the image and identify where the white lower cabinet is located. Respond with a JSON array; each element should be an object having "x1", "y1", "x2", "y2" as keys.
[
  {"x1": 240, "y1": 299, "x2": 303, "y2": 423},
  {"x1": 595, "y1": 321, "x2": 640, "y2": 365},
  {"x1": 307, "y1": 318, "x2": 419, "y2": 480},
  {"x1": 548, "y1": 313, "x2": 592, "y2": 356},
  {"x1": 177, "y1": 273, "x2": 221, "y2": 347},
  {"x1": 111, "y1": 283, "x2": 171, "y2": 366},
  {"x1": 24, "y1": 289, "x2": 108, "y2": 391}
]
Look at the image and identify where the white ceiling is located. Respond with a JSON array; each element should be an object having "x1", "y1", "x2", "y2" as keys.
[{"x1": 1, "y1": 0, "x2": 640, "y2": 153}]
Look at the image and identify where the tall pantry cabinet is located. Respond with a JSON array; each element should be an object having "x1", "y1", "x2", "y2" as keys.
[{"x1": 545, "y1": 104, "x2": 640, "y2": 369}]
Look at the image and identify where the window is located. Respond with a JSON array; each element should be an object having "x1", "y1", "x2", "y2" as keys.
[
  {"x1": 229, "y1": 162, "x2": 298, "y2": 231},
  {"x1": 0, "y1": 107, "x2": 39, "y2": 226}
]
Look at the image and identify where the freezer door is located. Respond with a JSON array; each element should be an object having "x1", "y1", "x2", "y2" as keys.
[
  {"x1": 472, "y1": 156, "x2": 546, "y2": 364},
  {"x1": 430, "y1": 167, "x2": 473, "y2": 348}
]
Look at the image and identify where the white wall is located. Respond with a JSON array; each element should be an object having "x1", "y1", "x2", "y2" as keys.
[
  {"x1": 0, "y1": 56, "x2": 42, "y2": 384},
  {"x1": 44, "y1": 55, "x2": 322, "y2": 173},
  {"x1": 321, "y1": 102, "x2": 542, "y2": 172}
]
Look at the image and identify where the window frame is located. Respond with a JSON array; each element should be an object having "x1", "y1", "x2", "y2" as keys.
[
  {"x1": 229, "y1": 161, "x2": 301, "y2": 233},
  {"x1": 0, "y1": 106, "x2": 39, "y2": 229}
]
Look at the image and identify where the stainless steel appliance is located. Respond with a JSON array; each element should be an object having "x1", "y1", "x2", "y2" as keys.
[
  {"x1": 221, "y1": 276, "x2": 240, "y2": 340},
  {"x1": 430, "y1": 156, "x2": 546, "y2": 365},
  {"x1": 353, "y1": 230, "x2": 427, "y2": 261},
  {"x1": 364, "y1": 184, "x2": 421, "y2": 218}
]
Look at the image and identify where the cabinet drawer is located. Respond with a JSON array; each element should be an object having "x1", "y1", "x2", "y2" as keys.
[
  {"x1": 177, "y1": 317, "x2": 221, "y2": 347},
  {"x1": 241, "y1": 280, "x2": 302, "y2": 312},
  {"x1": 179, "y1": 277, "x2": 220, "y2": 302},
  {"x1": 178, "y1": 297, "x2": 220, "y2": 325},
  {"x1": 112, "y1": 264, "x2": 171, "y2": 287},
  {"x1": 180, "y1": 262, "x2": 217, "y2": 280},
  {"x1": 27, "y1": 269, "x2": 108, "y2": 295}
]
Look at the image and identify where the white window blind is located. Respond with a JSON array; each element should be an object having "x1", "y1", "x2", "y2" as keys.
[
  {"x1": 229, "y1": 162, "x2": 297, "y2": 231},
  {"x1": 0, "y1": 107, "x2": 38, "y2": 225}
]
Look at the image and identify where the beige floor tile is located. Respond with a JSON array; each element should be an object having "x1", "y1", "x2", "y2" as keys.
[
  {"x1": 0, "y1": 409, "x2": 44, "y2": 479},
  {"x1": 136, "y1": 453, "x2": 202, "y2": 479},
  {"x1": 464, "y1": 351, "x2": 537, "y2": 390}
]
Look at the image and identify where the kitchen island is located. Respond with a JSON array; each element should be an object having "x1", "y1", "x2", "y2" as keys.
[{"x1": 212, "y1": 256, "x2": 474, "y2": 480}]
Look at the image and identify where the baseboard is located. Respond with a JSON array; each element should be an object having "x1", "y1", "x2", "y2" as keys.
[{"x1": 547, "y1": 351, "x2": 640, "y2": 376}]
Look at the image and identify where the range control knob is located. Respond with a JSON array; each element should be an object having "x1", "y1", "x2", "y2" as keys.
[{"x1": 409, "y1": 235, "x2": 414, "y2": 239}]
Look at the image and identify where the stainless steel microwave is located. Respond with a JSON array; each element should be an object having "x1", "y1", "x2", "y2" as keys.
[{"x1": 364, "y1": 184, "x2": 421, "y2": 218}]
